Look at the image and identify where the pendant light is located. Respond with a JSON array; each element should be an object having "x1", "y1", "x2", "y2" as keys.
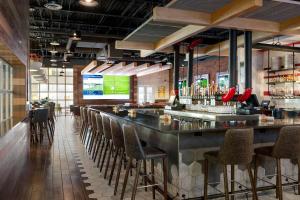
[
  {"x1": 70, "y1": 31, "x2": 81, "y2": 41},
  {"x1": 79, "y1": 0, "x2": 99, "y2": 7}
]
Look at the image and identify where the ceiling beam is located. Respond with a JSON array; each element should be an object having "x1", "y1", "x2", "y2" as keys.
[
  {"x1": 115, "y1": 40, "x2": 155, "y2": 51},
  {"x1": 101, "y1": 62, "x2": 126, "y2": 75},
  {"x1": 81, "y1": 60, "x2": 98, "y2": 74},
  {"x1": 141, "y1": 25, "x2": 206, "y2": 57},
  {"x1": 152, "y1": 7, "x2": 211, "y2": 25},
  {"x1": 211, "y1": 0, "x2": 263, "y2": 24},
  {"x1": 89, "y1": 62, "x2": 112, "y2": 74},
  {"x1": 280, "y1": 16, "x2": 300, "y2": 33},
  {"x1": 115, "y1": 62, "x2": 138, "y2": 75},
  {"x1": 140, "y1": 1, "x2": 263, "y2": 57},
  {"x1": 153, "y1": 6, "x2": 279, "y2": 33}
]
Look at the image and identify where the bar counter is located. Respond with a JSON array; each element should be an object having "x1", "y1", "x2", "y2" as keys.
[{"x1": 91, "y1": 107, "x2": 300, "y2": 199}]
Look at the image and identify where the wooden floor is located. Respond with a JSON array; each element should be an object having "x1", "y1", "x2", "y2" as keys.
[{"x1": 0, "y1": 116, "x2": 92, "y2": 200}]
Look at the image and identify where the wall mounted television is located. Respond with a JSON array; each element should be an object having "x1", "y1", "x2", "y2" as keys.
[{"x1": 82, "y1": 74, "x2": 130, "y2": 99}]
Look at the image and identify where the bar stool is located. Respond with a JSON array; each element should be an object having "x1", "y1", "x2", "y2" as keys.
[
  {"x1": 93, "y1": 113, "x2": 104, "y2": 163},
  {"x1": 85, "y1": 109, "x2": 93, "y2": 147},
  {"x1": 203, "y1": 128, "x2": 257, "y2": 200},
  {"x1": 79, "y1": 107, "x2": 85, "y2": 139},
  {"x1": 121, "y1": 124, "x2": 168, "y2": 200},
  {"x1": 254, "y1": 126, "x2": 300, "y2": 200},
  {"x1": 87, "y1": 110, "x2": 98, "y2": 154},
  {"x1": 81, "y1": 107, "x2": 89, "y2": 143},
  {"x1": 31, "y1": 108, "x2": 52, "y2": 144},
  {"x1": 99, "y1": 114, "x2": 114, "y2": 179},
  {"x1": 108, "y1": 118, "x2": 125, "y2": 189}
]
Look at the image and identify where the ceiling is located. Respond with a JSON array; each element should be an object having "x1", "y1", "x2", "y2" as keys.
[{"x1": 29, "y1": 0, "x2": 171, "y2": 61}]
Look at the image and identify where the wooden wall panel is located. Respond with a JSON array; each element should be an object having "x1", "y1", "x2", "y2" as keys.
[
  {"x1": 0, "y1": 0, "x2": 29, "y2": 65},
  {"x1": 13, "y1": 66, "x2": 26, "y2": 120}
]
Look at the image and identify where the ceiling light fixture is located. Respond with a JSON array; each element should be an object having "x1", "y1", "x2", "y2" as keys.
[
  {"x1": 50, "y1": 41, "x2": 60, "y2": 46},
  {"x1": 79, "y1": 0, "x2": 99, "y2": 7},
  {"x1": 44, "y1": 0, "x2": 63, "y2": 10},
  {"x1": 49, "y1": 47, "x2": 58, "y2": 54},
  {"x1": 50, "y1": 58, "x2": 57, "y2": 62},
  {"x1": 70, "y1": 31, "x2": 81, "y2": 41}
]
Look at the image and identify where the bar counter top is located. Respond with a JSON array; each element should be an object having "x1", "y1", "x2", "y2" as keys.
[{"x1": 91, "y1": 107, "x2": 300, "y2": 134}]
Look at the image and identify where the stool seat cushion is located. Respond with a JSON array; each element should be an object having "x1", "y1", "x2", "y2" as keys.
[
  {"x1": 254, "y1": 146, "x2": 273, "y2": 157},
  {"x1": 144, "y1": 147, "x2": 167, "y2": 159}
]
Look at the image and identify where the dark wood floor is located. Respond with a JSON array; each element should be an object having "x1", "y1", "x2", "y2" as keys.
[{"x1": 0, "y1": 116, "x2": 92, "y2": 200}]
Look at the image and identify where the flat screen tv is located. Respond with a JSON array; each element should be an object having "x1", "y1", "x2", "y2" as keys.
[{"x1": 82, "y1": 74, "x2": 130, "y2": 99}]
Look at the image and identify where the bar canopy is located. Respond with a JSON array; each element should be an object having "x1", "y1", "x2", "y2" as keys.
[{"x1": 116, "y1": 0, "x2": 300, "y2": 57}]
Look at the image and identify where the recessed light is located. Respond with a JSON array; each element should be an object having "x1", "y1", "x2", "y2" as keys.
[
  {"x1": 50, "y1": 59, "x2": 57, "y2": 62},
  {"x1": 79, "y1": 0, "x2": 99, "y2": 7},
  {"x1": 50, "y1": 41, "x2": 60, "y2": 46},
  {"x1": 51, "y1": 63, "x2": 57, "y2": 67},
  {"x1": 30, "y1": 69, "x2": 38, "y2": 72}
]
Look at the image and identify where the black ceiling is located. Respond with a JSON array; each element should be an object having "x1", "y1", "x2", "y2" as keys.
[
  {"x1": 29, "y1": 0, "x2": 242, "y2": 64},
  {"x1": 29, "y1": 0, "x2": 170, "y2": 56}
]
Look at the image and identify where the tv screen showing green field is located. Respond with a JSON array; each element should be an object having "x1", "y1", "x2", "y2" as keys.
[{"x1": 83, "y1": 75, "x2": 130, "y2": 99}]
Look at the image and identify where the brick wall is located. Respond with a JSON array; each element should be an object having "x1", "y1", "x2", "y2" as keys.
[{"x1": 180, "y1": 56, "x2": 228, "y2": 84}]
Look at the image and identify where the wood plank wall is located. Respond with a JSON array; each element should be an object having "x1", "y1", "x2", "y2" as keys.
[
  {"x1": 13, "y1": 65, "x2": 27, "y2": 122},
  {"x1": 0, "y1": 0, "x2": 29, "y2": 65}
]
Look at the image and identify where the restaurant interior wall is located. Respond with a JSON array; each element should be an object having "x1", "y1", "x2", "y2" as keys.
[
  {"x1": 137, "y1": 70, "x2": 171, "y2": 104},
  {"x1": 31, "y1": 68, "x2": 74, "y2": 115}
]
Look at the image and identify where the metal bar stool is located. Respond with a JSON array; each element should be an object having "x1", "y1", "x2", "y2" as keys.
[
  {"x1": 81, "y1": 107, "x2": 89, "y2": 143},
  {"x1": 99, "y1": 114, "x2": 114, "y2": 179},
  {"x1": 108, "y1": 117, "x2": 125, "y2": 189},
  {"x1": 121, "y1": 124, "x2": 168, "y2": 200},
  {"x1": 93, "y1": 113, "x2": 104, "y2": 163},
  {"x1": 79, "y1": 107, "x2": 85, "y2": 139},
  {"x1": 254, "y1": 126, "x2": 300, "y2": 200},
  {"x1": 87, "y1": 110, "x2": 98, "y2": 154},
  {"x1": 203, "y1": 128, "x2": 257, "y2": 200},
  {"x1": 85, "y1": 109, "x2": 93, "y2": 148}
]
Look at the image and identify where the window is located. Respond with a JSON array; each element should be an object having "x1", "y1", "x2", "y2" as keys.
[
  {"x1": 0, "y1": 59, "x2": 13, "y2": 122},
  {"x1": 138, "y1": 86, "x2": 154, "y2": 104},
  {"x1": 30, "y1": 67, "x2": 74, "y2": 116}
]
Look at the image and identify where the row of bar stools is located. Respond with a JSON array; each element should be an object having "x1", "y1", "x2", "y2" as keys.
[
  {"x1": 121, "y1": 124, "x2": 168, "y2": 200},
  {"x1": 77, "y1": 109, "x2": 168, "y2": 200},
  {"x1": 254, "y1": 126, "x2": 300, "y2": 200},
  {"x1": 204, "y1": 126, "x2": 300, "y2": 200},
  {"x1": 203, "y1": 128, "x2": 257, "y2": 200}
]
